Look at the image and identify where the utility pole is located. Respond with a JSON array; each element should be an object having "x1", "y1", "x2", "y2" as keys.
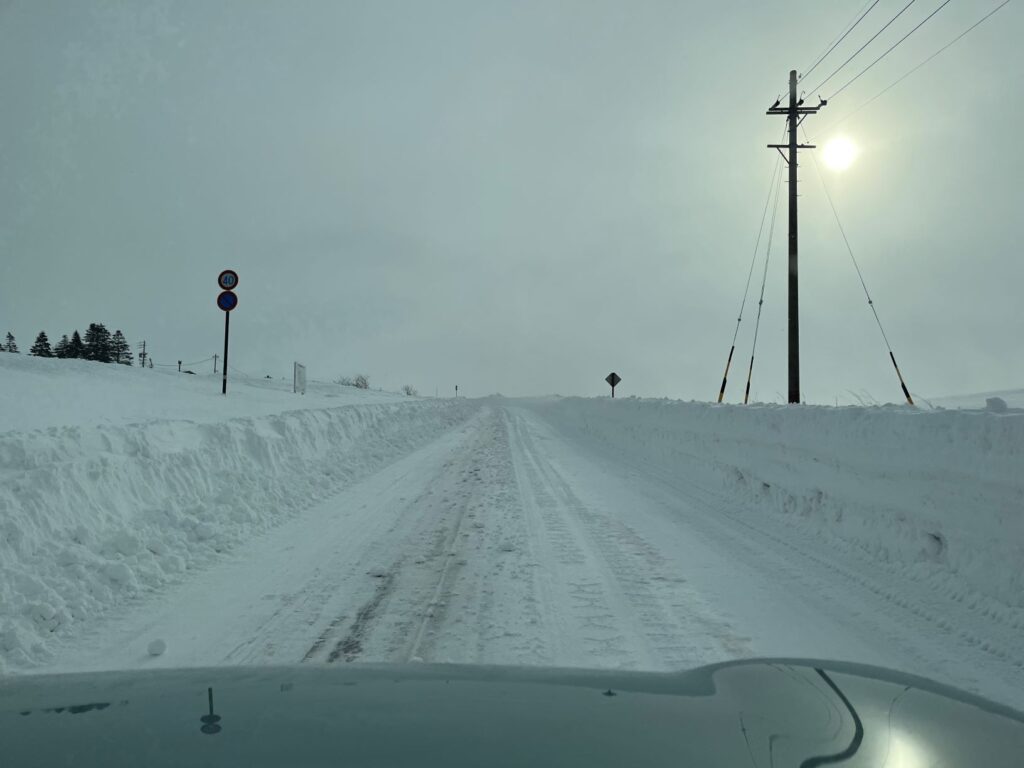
[
  {"x1": 767, "y1": 70, "x2": 825, "y2": 404},
  {"x1": 213, "y1": 354, "x2": 218, "y2": 373},
  {"x1": 138, "y1": 340, "x2": 147, "y2": 368}
]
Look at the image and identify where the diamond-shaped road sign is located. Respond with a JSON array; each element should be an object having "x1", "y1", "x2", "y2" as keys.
[{"x1": 605, "y1": 372, "x2": 621, "y2": 398}]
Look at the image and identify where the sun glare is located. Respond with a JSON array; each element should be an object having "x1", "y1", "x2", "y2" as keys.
[{"x1": 822, "y1": 137, "x2": 858, "y2": 171}]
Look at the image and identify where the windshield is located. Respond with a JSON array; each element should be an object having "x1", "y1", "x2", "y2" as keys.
[{"x1": 1, "y1": 0, "x2": 1022, "y2": 722}]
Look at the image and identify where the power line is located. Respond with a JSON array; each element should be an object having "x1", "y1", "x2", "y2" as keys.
[
  {"x1": 772, "y1": 0, "x2": 879, "y2": 100},
  {"x1": 812, "y1": 0, "x2": 1013, "y2": 137},
  {"x1": 827, "y1": 0, "x2": 955, "y2": 100},
  {"x1": 228, "y1": 363, "x2": 255, "y2": 378},
  {"x1": 800, "y1": 0, "x2": 883, "y2": 84},
  {"x1": 717, "y1": 139, "x2": 784, "y2": 403},
  {"x1": 802, "y1": 126, "x2": 914, "y2": 405},
  {"x1": 805, "y1": 0, "x2": 919, "y2": 98},
  {"x1": 743, "y1": 156, "x2": 785, "y2": 405}
]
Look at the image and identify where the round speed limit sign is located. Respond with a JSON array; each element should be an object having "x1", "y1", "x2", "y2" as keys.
[{"x1": 218, "y1": 269, "x2": 239, "y2": 290}]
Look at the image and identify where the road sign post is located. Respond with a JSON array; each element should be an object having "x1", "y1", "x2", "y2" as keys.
[
  {"x1": 216, "y1": 271, "x2": 239, "y2": 395},
  {"x1": 605, "y1": 372, "x2": 621, "y2": 398}
]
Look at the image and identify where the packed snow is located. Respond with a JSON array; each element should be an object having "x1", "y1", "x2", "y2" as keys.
[{"x1": 1, "y1": 353, "x2": 1022, "y2": 711}]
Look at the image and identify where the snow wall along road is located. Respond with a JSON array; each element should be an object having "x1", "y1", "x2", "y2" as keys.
[
  {"x1": 527, "y1": 397, "x2": 1024, "y2": 617},
  {"x1": 0, "y1": 400, "x2": 477, "y2": 670}
]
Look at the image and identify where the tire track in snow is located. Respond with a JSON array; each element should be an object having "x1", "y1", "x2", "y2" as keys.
[
  {"x1": 507, "y1": 409, "x2": 749, "y2": 670},
  {"x1": 397, "y1": 407, "x2": 549, "y2": 665},
  {"x1": 326, "y1": 572, "x2": 395, "y2": 662},
  {"x1": 539, "y1": 418, "x2": 1024, "y2": 705}
]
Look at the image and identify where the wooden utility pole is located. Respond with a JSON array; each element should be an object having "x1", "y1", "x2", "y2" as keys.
[{"x1": 767, "y1": 70, "x2": 825, "y2": 403}]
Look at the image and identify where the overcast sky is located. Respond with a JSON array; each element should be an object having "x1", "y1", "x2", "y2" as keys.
[{"x1": 1, "y1": 0, "x2": 1020, "y2": 402}]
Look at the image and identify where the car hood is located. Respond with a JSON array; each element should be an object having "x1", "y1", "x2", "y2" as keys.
[{"x1": 2, "y1": 658, "x2": 1023, "y2": 767}]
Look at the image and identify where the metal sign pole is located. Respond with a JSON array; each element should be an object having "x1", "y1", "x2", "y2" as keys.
[
  {"x1": 605, "y1": 372, "x2": 621, "y2": 398},
  {"x1": 222, "y1": 310, "x2": 230, "y2": 395},
  {"x1": 216, "y1": 270, "x2": 239, "y2": 395}
]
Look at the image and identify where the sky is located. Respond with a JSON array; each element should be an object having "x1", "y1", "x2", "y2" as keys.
[{"x1": 1, "y1": 0, "x2": 1021, "y2": 403}]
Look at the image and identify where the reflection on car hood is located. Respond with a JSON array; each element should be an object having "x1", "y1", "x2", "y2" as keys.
[{"x1": 2, "y1": 658, "x2": 1023, "y2": 766}]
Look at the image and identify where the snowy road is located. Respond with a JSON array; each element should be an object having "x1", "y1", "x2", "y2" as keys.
[{"x1": 40, "y1": 404, "x2": 1024, "y2": 709}]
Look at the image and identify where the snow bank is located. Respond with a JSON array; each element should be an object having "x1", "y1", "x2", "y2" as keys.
[
  {"x1": 0, "y1": 352, "x2": 406, "y2": 433},
  {"x1": 0, "y1": 356, "x2": 475, "y2": 671},
  {"x1": 529, "y1": 397, "x2": 1024, "y2": 612},
  {"x1": 926, "y1": 388, "x2": 1024, "y2": 411}
]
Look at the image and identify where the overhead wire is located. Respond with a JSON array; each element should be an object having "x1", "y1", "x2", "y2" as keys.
[
  {"x1": 717, "y1": 145, "x2": 784, "y2": 403},
  {"x1": 802, "y1": 125, "x2": 914, "y2": 405},
  {"x1": 817, "y1": 0, "x2": 1013, "y2": 135},
  {"x1": 228, "y1": 363, "x2": 256, "y2": 378},
  {"x1": 156, "y1": 355, "x2": 214, "y2": 368},
  {"x1": 743, "y1": 152, "x2": 785, "y2": 405},
  {"x1": 772, "y1": 0, "x2": 879, "y2": 101},
  {"x1": 804, "y1": 0, "x2": 919, "y2": 98},
  {"x1": 826, "y1": 0, "x2": 955, "y2": 99},
  {"x1": 799, "y1": 0, "x2": 883, "y2": 84}
]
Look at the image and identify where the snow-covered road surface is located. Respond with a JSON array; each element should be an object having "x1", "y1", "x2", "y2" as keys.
[{"x1": 37, "y1": 404, "x2": 1024, "y2": 711}]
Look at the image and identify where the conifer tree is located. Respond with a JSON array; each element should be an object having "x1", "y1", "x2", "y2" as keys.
[
  {"x1": 67, "y1": 330, "x2": 85, "y2": 358},
  {"x1": 54, "y1": 334, "x2": 71, "y2": 358},
  {"x1": 83, "y1": 323, "x2": 113, "y2": 363},
  {"x1": 30, "y1": 331, "x2": 53, "y2": 357},
  {"x1": 110, "y1": 330, "x2": 133, "y2": 365}
]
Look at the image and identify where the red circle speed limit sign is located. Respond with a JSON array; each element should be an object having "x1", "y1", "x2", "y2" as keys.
[{"x1": 218, "y1": 270, "x2": 239, "y2": 290}]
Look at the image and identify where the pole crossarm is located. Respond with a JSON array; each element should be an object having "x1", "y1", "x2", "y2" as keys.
[{"x1": 766, "y1": 108, "x2": 824, "y2": 116}]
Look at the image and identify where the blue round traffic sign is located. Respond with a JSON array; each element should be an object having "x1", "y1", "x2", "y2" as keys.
[
  {"x1": 217, "y1": 290, "x2": 238, "y2": 312},
  {"x1": 218, "y1": 270, "x2": 239, "y2": 290}
]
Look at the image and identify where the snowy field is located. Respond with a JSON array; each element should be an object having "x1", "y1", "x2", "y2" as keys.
[{"x1": 1, "y1": 354, "x2": 1022, "y2": 711}]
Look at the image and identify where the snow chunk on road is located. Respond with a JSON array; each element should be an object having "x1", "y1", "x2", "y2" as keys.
[{"x1": 147, "y1": 639, "x2": 167, "y2": 657}]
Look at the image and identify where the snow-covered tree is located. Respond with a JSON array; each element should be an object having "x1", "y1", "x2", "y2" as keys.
[
  {"x1": 5, "y1": 332, "x2": 18, "y2": 353},
  {"x1": 354, "y1": 374, "x2": 370, "y2": 389},
  {"x1": 67, "y1": 330, "x2": 85, "y2": 359},
  {"x1": 83, "y1": 323, "x2": 113, "y2": 363},
  {"x1": 30, "y1": 331, "x2": 53, "y2": 357},
  {"x1": 110, "y1": 330, "x2": 133, "y2": 365},
  {"x1": 54, "y1": 334, "x2": 71, "y2": 358}
]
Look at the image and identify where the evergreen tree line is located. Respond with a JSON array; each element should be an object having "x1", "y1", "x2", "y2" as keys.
[{"x1": 2, "y1": 324, "x2": 134, "y2": 365}]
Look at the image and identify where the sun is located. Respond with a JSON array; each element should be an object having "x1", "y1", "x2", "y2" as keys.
[{"x1": 822, "y1": 137, "x2": 858, "y2": 171}]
